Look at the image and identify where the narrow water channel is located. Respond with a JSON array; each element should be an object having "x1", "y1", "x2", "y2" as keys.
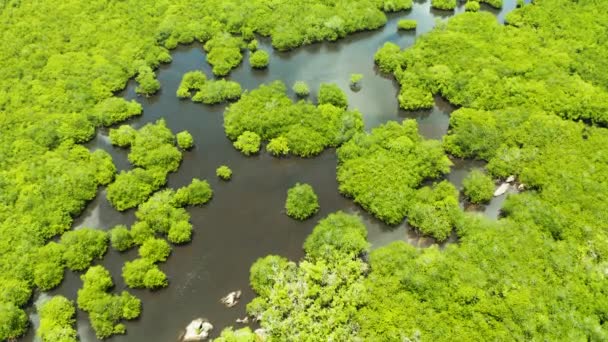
[{"x1": 22, "y1": 1, "x2": 521, "y2": 340}]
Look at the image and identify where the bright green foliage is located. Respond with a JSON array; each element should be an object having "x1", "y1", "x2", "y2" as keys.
[
  {"x1": 109, "y1": 125, "x2": 137, "y2": 147},
  {"x1": 214, "y1": 327, "x2": 257, "y2": 342},
  {"x1": 191, "y1": 79, "x2": 242, "y2": 104},
  {"x1": 247, "y1": 212, "x2": 369, "y2": 340},
  {"x1": 302, "y1": 211, "x2": 369, "y2": 260},
  {"x1": 378, "y1": 8, "x2": 608, "y2": 123},
  {"x1": 90, "y1": 98, "x2": 142, "y2": 127},
  {"x1": 292, "y1": 81, "x2": 310, "y2": 97},
  {"x1": 431, "y1": 0, "x2": 456, "y2": 10},
  {"x1": 247, "y1": 39, "x2": 258, "y2": 51},
  {"x1": 249, "y1": 50, "x2": 270, "y2": 68},
  {"x1": 107, "y1": 119, "x2": 182, "y2": 210},
  {"x1": 318, "y1": 83, "x2": 348, "y2": 108},
  {"x1": 130, "y1": 221, "x2": 155, "y2": 246},
  {"x1": 397, "y1": 19, "x2": 417, "y2": 30},
  {"x1": 106, "y1": 168, "x2": 168, "y2": 211},
  {"x1": 285, "y1": 183, "x2": 320, "y2": 220},
  {"x1": 350, "y1": 73, "x2": 364, "y2": 87},
  {"x1": 138, "y1": 238, "x2": 171, "y2": 263},
  {"x1": 33, "y1": 242, "x2": 65, "y2": 291},
  {"x1": 249, "y1": 255, "x2": 291, "y2": 297},
  {"x1": 176, "y1": 71, "x2": 207, "y2": 98},
  {"x1": 0, "y1": 302, "x2": 28, "y2": 341},
  {"x1": 77, "y1": 266, "x2": 141, "y2": 339},
  {"x1": 266, "y1": 136, "x2": 290, "y2": 156},
  {"x1": 176, "y1": 131, "x2": 194, "y2": 150},
  {"x1": 167, "y1": 220, "x2": 193, "y2": 244},
  {"x1": 136, "y1": 190, "x2": 189, "y2": 235},
  {"x1": 0, "y1": 0, "x2": 406, "y2": 337},
  {"x1": 135, "y1": 66, "x2": 161, "y2": 96},
  {"x1": 159, "y1": 0, "x2": 395, "y2": 52},
  {"x1": 203, "y1": 33, "x2": 245, "y2": 76},
  {"x1": 127, "y1": 119, "x2": 182, "y2": 171},
  {"x1": 442, "y1": 108, "x2": 501, "y2": 160},
  {"x1": 407, "y1": 181, "x2": 461, "y2": 241},
  {"x1": 337, "y1": 120, "x2": 452, "y2": 225},
  {"x1": 122, "y1": 258, "x2": 168, "y2": 289},
  {"x1": 480, "y1": 0, "x2": 502, "y2": 8},
  {"x1": 110, "y1": 225, "x2": 135, "y2": 252},
  {"x1": 225, "y1": 81, "x2": 363, "y2": 157},
  {"x1": 216, "y1": 165, "x2": 233, "y2": 180},
  {"x1": 60, "y1": 228, "x2": 108, "y2": 271},
  {"x1": 233, "y1": 131, "x2": 261, "y2": 156},
  {"x1": 465, "y1": 1, "x2": 480, "y2": 11},
  {"x1": 0, "y1": 278, "x2": 31, "y2": 307},
  {"x1": 37, "y1": 296, "x2": 77, "y2": 342},
  {"x1": 378, "y1": 0, "x2": 413, "y2": 12},
  {"x1": 173, "y1": 178, "x2": 213, "y2": 206},
  {"x1": 462, "y1": 169, "x2": 494, "y2": 204},
  {"x1": 374, "y1": 42, "x2": 405, "y2": 74}
]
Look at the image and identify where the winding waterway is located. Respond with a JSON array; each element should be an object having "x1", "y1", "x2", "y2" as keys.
[{"x1": 22, "y1": 1, "x2": 522, "y2": 340}]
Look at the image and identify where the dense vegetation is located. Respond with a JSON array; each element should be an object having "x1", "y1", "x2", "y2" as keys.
[
  {"x1": 77, "y1": 266, "x2": 141, "y2": 339},
  {"x1": 114, "y1": 179, "x2": 211, "y2": 292},
  {"x1": 462, "y1": 168, "x2": 494, "y2": 204},
  {"x1": 37, "y1": 296, "x2": 77, "y2": 342},
  {"x1": 374, "y1": 7, "x2": 608, "y2": 124},
  {"x1": 239, "y1": 2, "x2": 608, "y2": 341},
  {"x1": 177, "y1": 71, "x2": 242, "y2": 104},
  {"x1": 285, "y1": 183, "x2": 320, "y2": 220},
  {"x1": 337, "y1": 120, "x2": 452, "y2": 225},
  {"x1": 2, "y1": 0, "x2": 608, "y2": 340},
  {"x1": 397, "y1": 19, "x2": 417, "y2": 30},
  {"x1": 431, "y1": 0, "x2": 456, "y2": 10},
  {"x1": 249, "y1": 50, "x2": 270, "y2": 69},
  {"x1": 247, "y1": 212, "x2": 369, "y2": 340},
  {"x1": 107, "y1": 119, "x2": 183, "y2": 210},
  {"x1": 225, "y1": 81, "x2": 363, "y2": 157}
]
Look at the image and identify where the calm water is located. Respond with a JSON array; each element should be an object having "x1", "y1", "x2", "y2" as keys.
[{"x1": 22, "y1": 1, "x2": 521, "y2": 341}]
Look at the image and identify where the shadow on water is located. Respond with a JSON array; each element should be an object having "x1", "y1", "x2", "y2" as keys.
[{"x1": 21, "y1": 1, "x2": 521, "y2": 341}]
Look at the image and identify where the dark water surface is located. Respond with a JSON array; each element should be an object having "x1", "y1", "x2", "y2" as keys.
[{"x1": 22, "y1": 1, "x2": 520, "y2": 341}]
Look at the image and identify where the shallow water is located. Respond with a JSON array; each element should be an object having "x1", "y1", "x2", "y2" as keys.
[{"x1": 21, "y1": 1, "x2": 520, "y2": 341}]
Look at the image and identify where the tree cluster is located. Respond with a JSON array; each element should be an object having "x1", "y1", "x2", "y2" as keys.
[
  {"x1": 337, "y1": 120, "x2": 452, "y2": 225},
  {"x1": 225, "y1": 81, "x2": 363, "y2": 157}
]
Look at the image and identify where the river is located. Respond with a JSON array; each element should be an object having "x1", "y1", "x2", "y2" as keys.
[{"x1": 22, "y1": 1, "x2": 521, "y2": 341}]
